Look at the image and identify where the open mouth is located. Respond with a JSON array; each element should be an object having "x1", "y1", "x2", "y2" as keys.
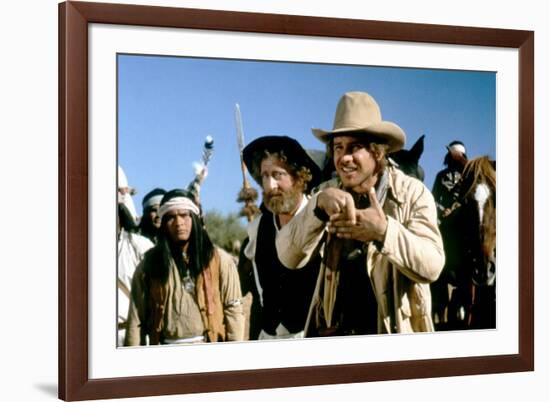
[{"x1": 339, "y1": 165, "x2": 357, "y2": 174}]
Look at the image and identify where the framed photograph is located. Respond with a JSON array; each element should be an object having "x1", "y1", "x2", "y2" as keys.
[{"x1": 59, "y1": 1, "x2": 533, "y2": 400}]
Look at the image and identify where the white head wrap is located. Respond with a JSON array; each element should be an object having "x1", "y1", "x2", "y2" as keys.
[
  {"x1": 158, "y1": 196, "x2": 200, "y2": 221},
  {"x1": 143, "y1": 194, "x2": 164, "y2": 209},
  {"x1": 117, "y1": 166, "x2": 138, "y2": 224},
  {"x1": 447, "y1": 143, "x2": 466, "y2": 155}
]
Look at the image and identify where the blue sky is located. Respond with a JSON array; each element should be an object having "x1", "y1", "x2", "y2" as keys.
[{"x1": 118, "y1": 54, "x2": 495, "y2": 218}]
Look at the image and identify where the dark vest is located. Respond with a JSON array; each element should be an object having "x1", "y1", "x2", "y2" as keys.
[
  {"x1": 331, "y1": 240, "x2": 378, "y2": 336},
  {"x1": 255, "y1": 211, "x2": 320, "y2": 335},
  {"x1": 313, "y1": 193, "x2": 379, "y2": 337}
]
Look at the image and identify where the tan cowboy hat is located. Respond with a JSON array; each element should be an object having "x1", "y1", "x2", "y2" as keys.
[{"x1": 312, "y1": 91, "x2": 406, "y2": 153}]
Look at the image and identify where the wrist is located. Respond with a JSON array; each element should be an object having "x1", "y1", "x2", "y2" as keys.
[
  {"x1": 377, "y1": 217, "x2": 388, "y2": 242},
  {"x1": 313, "y1": 199, "x2": 330, "y2": 222}
]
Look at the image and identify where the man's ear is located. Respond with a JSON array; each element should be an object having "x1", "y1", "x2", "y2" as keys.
[
  {"x1": 373, "y1": 149, "x2": 386, "y2": 162},
  {"x1": 293, "y1": 176, "x2": 306, "y2": 193}
]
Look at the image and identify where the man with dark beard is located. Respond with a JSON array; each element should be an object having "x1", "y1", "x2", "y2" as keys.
[
  {"x1": 139, "y1": 188, "x2": 166, "y2": 244},
  {"x1": 241, "y1": 136, "x2": 323, "y2": 340}
]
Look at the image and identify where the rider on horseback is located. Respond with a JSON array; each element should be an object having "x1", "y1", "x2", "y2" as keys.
[{"x1": 432, "y1": 141, "x2": 468, "y2": 222}]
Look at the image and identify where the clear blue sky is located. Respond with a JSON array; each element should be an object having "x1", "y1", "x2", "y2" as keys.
[{"x1": 118, "y1": 54, "x2": 495, "y2": 217}]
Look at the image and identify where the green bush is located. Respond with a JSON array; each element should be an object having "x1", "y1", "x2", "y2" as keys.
[{"x1": 203, "y1": 210, "x2": 247, "y2": 254}]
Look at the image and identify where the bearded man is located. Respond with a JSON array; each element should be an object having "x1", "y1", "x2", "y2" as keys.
[
  {"x1": 276, "y1": 92, "x2": 444, "y2": 336},
  {"x1": 125, "y1": 189, "x2": 244, "y2": 346},
  {"x1": 241, "y1": 136, "x2": 322, "y2": 340}
]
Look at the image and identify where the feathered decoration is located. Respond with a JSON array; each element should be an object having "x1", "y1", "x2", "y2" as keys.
[{"x1": 187, "y1": 136, "x2": 214, "y2": 206}]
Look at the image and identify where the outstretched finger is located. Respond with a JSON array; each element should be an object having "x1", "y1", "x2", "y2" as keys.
[
  {"x1": 342, "y1": 192, "x2": 356, "y2": 225},
  {"x1": 368, "y1": 187, "x2": 385, "y2": 216}
]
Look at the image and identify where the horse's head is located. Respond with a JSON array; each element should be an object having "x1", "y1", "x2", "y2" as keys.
[
  {"x1": 460, "y1": 156, "x2": 496, "y2": 287},
  {"x1": 389, "y1": 135, "x2": 425, "y2": 181}
]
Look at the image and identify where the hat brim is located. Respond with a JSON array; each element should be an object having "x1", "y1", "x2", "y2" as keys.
[
  {"x1": 243, "y1": 135, "x2": 323, "y2": 191},
  {"x1": 312, "y1": 121, "x2": 406, "y2": 153}
]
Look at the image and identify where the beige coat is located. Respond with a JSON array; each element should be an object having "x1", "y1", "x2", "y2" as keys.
[{"x1": 276, "y1": 167, "x2": 444, "y2": 334}]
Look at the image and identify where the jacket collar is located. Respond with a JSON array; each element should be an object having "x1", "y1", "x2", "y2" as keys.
[{"x1": 385, "y1": 166, "x2": 407, "y2": 205}]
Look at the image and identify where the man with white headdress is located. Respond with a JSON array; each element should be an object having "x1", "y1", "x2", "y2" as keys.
[
  {"x1": 124, "y1": 189, "x2": 244, "y2": 346},
  {"x1": 431, "y1": 141, "x2": 469, "y2": 329},
  {"x1": 139, "y1": 188, "x2": 166, "y2": 244},
  {"x1": 276, "y1": 91, "x2": 444, "y2": 336},
  {"x1": 432, "y1": 140, "x2": 469, "y2": 221},
  {"x1": 117, "y1": 166, "x2": 154, "y2": 346}
]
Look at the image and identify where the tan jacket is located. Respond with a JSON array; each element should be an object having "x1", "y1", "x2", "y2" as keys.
[
  {"x1": 125, "y1": 246, "x2": 244, "y2": 346},
  {"x1": 276, "y1": 167, "x2": 444, "y2": 334}
]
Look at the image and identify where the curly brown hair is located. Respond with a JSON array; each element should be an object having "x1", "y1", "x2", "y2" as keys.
[{"x1": 250, "y1": 150, "x2": 313, "y2": 189}]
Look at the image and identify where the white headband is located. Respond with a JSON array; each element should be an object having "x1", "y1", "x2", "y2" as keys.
[
  {"x1": 143, "y1": 194, "x2": 164, "y2": 210},
  {"x1": 158, "y1": 197, "x2": 200, "y2": 221},
  {"x1": 448, "y1": 143, "x2": 466, "y2": 155}
]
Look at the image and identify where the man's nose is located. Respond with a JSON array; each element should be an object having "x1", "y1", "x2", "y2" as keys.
[
  {"x1": 264, "y1": 176, "x2": 278, "y2": 191},
  {"x1": 339, "y1": 151, "x2": 353, "y2": 163}
]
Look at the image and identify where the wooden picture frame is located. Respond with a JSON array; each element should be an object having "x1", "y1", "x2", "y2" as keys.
[{"x1": 59, "y1": 1, "x2": 534, "y2": 400}]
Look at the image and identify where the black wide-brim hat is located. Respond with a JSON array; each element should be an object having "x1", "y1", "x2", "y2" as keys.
[{"x1": 243, "y1": 135, "x2": 323, "y2": 192}]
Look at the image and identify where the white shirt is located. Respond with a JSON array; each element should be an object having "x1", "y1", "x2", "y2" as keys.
[{"x1": 117, "y1": 229, "x2": 154, "y2": 345}]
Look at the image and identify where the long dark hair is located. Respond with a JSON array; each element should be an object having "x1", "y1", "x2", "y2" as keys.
[{"x1": 159, "y1": 189, "x2": 215, "y2": 280}]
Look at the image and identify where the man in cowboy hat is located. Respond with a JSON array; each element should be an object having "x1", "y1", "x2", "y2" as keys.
[
  {"x1": 240, "y1": 136, "x2": 323, "y2": 340},
  {"x1": 276, "y1": 91, "x2": 444, "y2": 335},
  {"x1": 124, "y1": 189, "x2": 244, "y2": 346}
]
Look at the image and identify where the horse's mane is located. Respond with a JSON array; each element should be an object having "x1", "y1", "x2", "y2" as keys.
[{"x1": 462, "y1": 156, "x2": 496, "y2": 199}]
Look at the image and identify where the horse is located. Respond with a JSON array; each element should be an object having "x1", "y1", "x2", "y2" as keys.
[
  {"x1": 434, "y1": 155, "x2": 496, "y2": 330},
  {"x1": 388, "y1": 135, "x2": 425, "y2": 182}
]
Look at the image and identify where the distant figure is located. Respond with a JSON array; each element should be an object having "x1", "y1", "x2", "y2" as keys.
[
  {"x1": 117, "y1": 166, "x2": 153, "y2": 346},
  {"x1": 139, "y1": 188, "x2": 166, "y2": 244},
  {"x1": 430, "y1": 141, "x2": 469, "y2": 329},
  {"x1": 125, "y1": 189, "x2": 244, "y2": 346},
  {"x1": 432, "y1": 141, "x2": 468, "y2": 221},
  {"x1": 241, "y1": 135, "x2": 322, "y2": 340}
]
